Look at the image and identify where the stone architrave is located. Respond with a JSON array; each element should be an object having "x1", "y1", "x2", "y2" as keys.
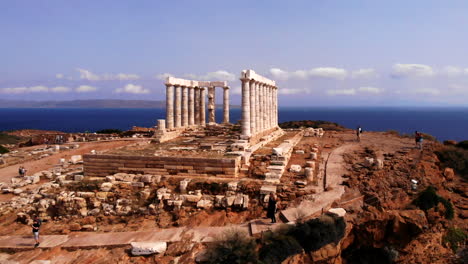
[
  {"x1": 223, "y1": 86, "x2": 230, "y2": 123},
  {"x1": 182, "y1": 86, "x2": 188, "y2": 127},
  {"x1": 208, "y1": 86, "x2": 216, "y2": 123},
  {"x1": 165, "y1": 85, "x2": 174, "y2": 130},
  {"x1": 188, "y1": 87, "x2": 195, "y2": 126},
  {"x1": 174, "y1": 85, "x2": 182, "y2": 128},
  {"x1": 194, "y1": 88, "x2": 200, "y2": 125},
  {"x1": 249, "y1": 80, "x2": 256, "y2": 134},
  {"x1": 200, "y1": 88, "x2": 206, "y2": 126},
  {"x1": 240, "y1": 78, "x2": 251, "y2": 137}
]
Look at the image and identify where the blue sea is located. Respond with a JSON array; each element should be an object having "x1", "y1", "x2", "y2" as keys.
[{"x1": 0, "y1": 107, "x2": 467, "y2": 141}]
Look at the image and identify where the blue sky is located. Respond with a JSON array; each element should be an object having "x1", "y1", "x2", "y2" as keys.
[{"x1": 1, "y1": 0, "x2": 468, "y2": 106}]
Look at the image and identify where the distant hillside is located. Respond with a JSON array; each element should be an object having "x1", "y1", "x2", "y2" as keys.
[{"x1": 0, "y1": 99, "x2": 240, "y2": 109}]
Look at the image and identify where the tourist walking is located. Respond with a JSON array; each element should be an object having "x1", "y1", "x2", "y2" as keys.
[
  {"x1": 356, "y1": 126, "x2": 362, "y2": 142},
  {"x1": 415, "y1": 131, "x2": 423, "y2": 150},
  {"x1": 31, "y1": 216, "x2": 42, "y2": 247},
  {"x1": 18, "y1": 166, "x2": 26, "y2": 177},
  {"x1": 267, "y1": 193, "x2": 278, "y2": 223}
]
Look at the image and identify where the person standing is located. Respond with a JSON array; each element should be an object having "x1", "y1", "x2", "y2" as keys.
[
  {"x1": 415, "y1": 131, "x2": 423, "y2": 150},
  {"x1": 267, "y1": 193, "x2": 278, "y2": 223},
  {"x1": 356, "y1": 126, "x2": 362, "y2": 142},
  {"x1": 31, "y1": 216, "x2": 42, "y2": 247}
]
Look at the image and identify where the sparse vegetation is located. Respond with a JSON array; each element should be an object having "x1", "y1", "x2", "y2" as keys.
[
  {"x1": 456, "y1": 140, "x2": 468, "y2": 150},
  {"x1": 443, "y1": 227, "x2": 467, "y2": 252},
  {"x1": 206, "y1": 214, "x2": 346, "y2": 263},
  {"x1": 187, "y1": 182, "x2": 228, "y2": 195},
  {"x1": 67, "y1": 179, "x2": 103, "y2": 192},
  {"x1": 413, "y1": 186, "x2": 454, "y2": 219},
  {"x1": 287, "y1": 213, "x2": 346, "y2": 251},
  {"x1": 0, "y1": 132, "x2": 22, "y2": 145},
  {"x1": 95, "y1": 129, "x2": 122, "y2": 134},
  {"x1": 0, "y1": 145, "x2": 9, "y2": 154},
  {"x1": 259, "y1": 230, "x2": 303, "y2": 264},
  {"x1": 435, "y1": 146, "x2": 468, "y2": 180},
  {"x1": 205, "y1": 229, "x2": 259, "y2": 264},
  {"x1": 279, "y1": 120, "x2": 346, "y2": 131}
]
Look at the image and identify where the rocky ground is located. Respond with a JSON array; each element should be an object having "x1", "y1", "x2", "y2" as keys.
[{"x1": 0, "y1": 129, "x2": 465, "y2": 263}]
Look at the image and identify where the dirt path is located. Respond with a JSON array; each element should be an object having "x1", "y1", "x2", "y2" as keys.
[{"x1": 0, "y1": 139, "x2": 146, "y2": 183}]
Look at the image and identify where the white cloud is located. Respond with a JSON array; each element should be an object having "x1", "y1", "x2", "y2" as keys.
[
  {"x1": 278, "y1": 88, "x2": 310, "y2": 95},
  {"x1": 269, "y1": 67, "x2": 347, "y2": 80},
  {"x1": 29, "y1": 86, "x2": 49, "y2": 92},
  {"x1": 0, "y1": 87, "x2": 29, "y2": 94},
  {"x1": 392, "y1": 63, "x2": 435, "y2": 77},
  {"x1": 358, "y1": 86, "x2": 384, "y2": 94},
  {"x1": 413, "y1": 88, "x2": 440, "y2": 95},
  {"x1": 115, "y1": 84, "x2": 150, "y2": 94},
  {"x1": 77, "y1": 68, "x2": 140, "y2": 81},
  {"x1": 351, "y1": 68, "x2": 378, "y2": 79},
  {"x1": 269, "y1": 68, "x2": 290, "y2": 80},
  {"x1": 156, "y1": 70, "x2": 236, "y2": 82},
  {"x1": 50, "y1": 86, "x2": 71, "y2": 93},
  {"x1": 187, "y1": 70, "x2": 236, "y2": 81},
  {"x1": 56, "y1": 73, "x2": 64, "y2": 79},
  {"x1": 0, "y1": 85, "x2": 73, "y2": 94},
  {"x1": 327, "y1": 89, "x2": 356, "y2": 95},
  {"x1": 76, "y1": 85, "x2": 97, "y2": 93},
  {"x1": 231, "y1": 86, "x2": 242, "y2": 95},
  {"x1": 155, "y1": 73, "x2": 174, "y2": 80},
  {"x1": 309, "y1": 67, "x2": 348, "y2": 79}
]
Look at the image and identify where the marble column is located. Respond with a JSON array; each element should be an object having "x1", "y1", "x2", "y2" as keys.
[
  {"x1": 249, "y1": 80, "x2": 256, "y2": 134},
  {"x1": 258, "y1": 83, "x2": 263, "y2": 132},
  {"x1": 241, "y1": 78, "x2": 251, "y2": 137},
  {"x1": 165, "y1": 84, "x2": 174, "y2": 130},
  {"x1": 182, "y1": 86, "x2": 188, "y2": 127},
  {"x1": 174, "y1": 85, "x2": 182, "y2": 128},
  {"x1": 255, "y1": 81, "x2": 260, "y2": 133},
  {"x1": 194, "y1": 88, "x2": 200, "y2": 125},
  {"x1": 268, "y1": 85, "x2": 272, "y2": 128},
  {"x1": 208, "y1": 86, "x2": 216, "y2": 123},
  {"x1": 188, "y1": 87, "x2": 195, "y2": 126},
  {"x1": 262, "y1": 83, "x2": 267, "y2": 131},
  {"x1": 200, "y1": 88, "x2": 206, "y2": 126},
  {"x1": 274, "y1": 87, "x2": 278, "y2": 126},
  {"x1": 223, "y1": 86, "x2": 230, "y2": 123}
]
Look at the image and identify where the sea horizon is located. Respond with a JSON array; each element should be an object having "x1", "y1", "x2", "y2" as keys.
[{"x1": 1, "y1": 107, "x2": 467, "y2": 142}]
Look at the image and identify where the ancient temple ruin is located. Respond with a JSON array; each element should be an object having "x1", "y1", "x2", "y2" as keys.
[{"x1": 84, "y1": 69, "x2": 286, "y2": 179}]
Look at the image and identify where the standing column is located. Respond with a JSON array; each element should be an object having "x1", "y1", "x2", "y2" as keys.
[
  {"x1": 188, "y1": 87, "x2": 195, "y2": 126},
  {"x1": 194, "y1": 88, "x2": 200, "y2": 125},
  {"x1": 208, "y1": 86, "x2": 216, "y2": 123},
  {"x1": 223, "y1": 86, "x2": 230, "y2": 124},
  {"x1": 241, "y1": 78, "x2": 251, "y2": 137},
  {"x1": 174, "y1": 85, "x2": 182, "y2": 128},
  {"x1": 165, "y1": 84, "x2": 174, "y2": 130},
  {"x1": 249, "y1": 80, "x2": 256, "y2": 135},
  {"x1": 258, "y1": 83, "x2": 263, "y2": 132},
  {"x1": 200, "y1": 87, "x2": 206, "y2": 126},
  {"x1": 182, "y1": 86, "x2": 188, "y2": 127},
  {"x1": 262, "y1": 83, "x2": 267, "y2": 131},
  {"x1": 255, "y1": 81, "x2": 260, "y2": 132},
  {"x1": 274, "y1": 87, "x2": 278, "y2": 127},
  {"x1": 268, "y1": 85, "x2": 272, "y2": 128}
]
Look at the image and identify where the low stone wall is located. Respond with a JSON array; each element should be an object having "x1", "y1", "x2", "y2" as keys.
[{"x1": 83, "y1": 154, "x2": 241, "y2": 178}]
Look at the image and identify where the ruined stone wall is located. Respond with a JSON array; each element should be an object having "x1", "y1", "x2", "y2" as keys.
[{"x1": 83, "y1": 154, "x2": 240, "y2": 178}]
